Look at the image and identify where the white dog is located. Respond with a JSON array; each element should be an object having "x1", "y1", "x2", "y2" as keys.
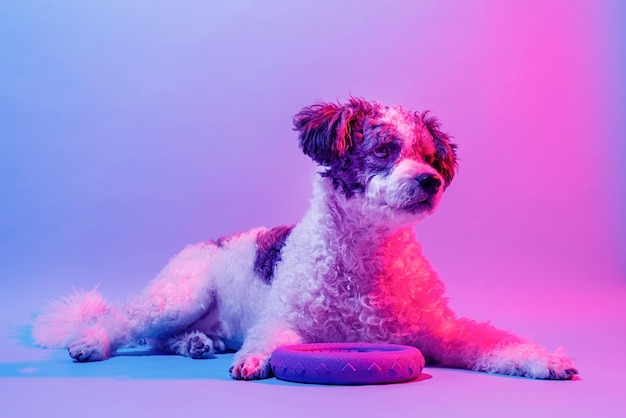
[{"x1": 33, "y1": 98, "x2": 578, "y2": 380}]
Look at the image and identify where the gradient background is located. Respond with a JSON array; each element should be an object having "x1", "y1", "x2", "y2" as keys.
[{"x1": 1, "y1": 1, "x2": 625, "y2": 417}]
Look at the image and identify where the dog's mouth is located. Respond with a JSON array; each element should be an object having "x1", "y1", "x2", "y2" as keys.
[{"x1": 400, "y1": 195, "x2": 434, "y2": 214}]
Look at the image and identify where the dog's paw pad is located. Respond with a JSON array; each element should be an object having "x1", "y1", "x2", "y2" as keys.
[
  {"x1": 548, "y1": 367, "x2": 579, "y2": 380},
  {"x1": 186, "y1": 334, "x2": 215, "y2": 359}
]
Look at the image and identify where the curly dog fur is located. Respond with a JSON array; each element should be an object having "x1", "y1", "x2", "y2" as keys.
[{"x1": 33, "y1": 98, "x2": 578, "y2": 380}]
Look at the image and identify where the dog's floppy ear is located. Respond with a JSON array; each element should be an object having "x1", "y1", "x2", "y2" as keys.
[
  {"x1": 293, "y1": 99, "x2": 370, "y2": 165},
  {"x1": 422, "y1": 112, "x2": 458, "y2": 188}
]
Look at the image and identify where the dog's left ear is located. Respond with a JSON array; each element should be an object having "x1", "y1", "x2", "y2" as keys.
[
  {"x1": 421, "y1": 112, "x2": 458, "y2": 188},
  {"x1": 293, "y1": 99, "x2": 373, "y2": 165}
]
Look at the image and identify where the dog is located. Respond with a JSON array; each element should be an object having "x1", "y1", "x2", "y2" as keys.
[{"x1": 33, "y1": 98, "x2": 578, "y2": 380}]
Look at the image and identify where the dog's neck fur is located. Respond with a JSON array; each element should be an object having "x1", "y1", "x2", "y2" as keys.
[
  {"x1": 305, "y1": 173, "x2": 420, "y2": 269},
  {"x1": 287, "y1": 174, "x2": 432, "y2": 345}
]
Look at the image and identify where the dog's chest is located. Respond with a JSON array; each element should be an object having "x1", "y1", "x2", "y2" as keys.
[
  {"x1": 300, "y1": 275, "x2": 402, "y2": 343},
  {"x1": 298, "y1": 242, "x2": 432, "y2": 343}
]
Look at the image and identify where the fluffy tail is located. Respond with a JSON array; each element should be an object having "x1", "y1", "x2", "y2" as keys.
[{"x1": 32, "y1": 288, "x2": 126, "y2": 350}]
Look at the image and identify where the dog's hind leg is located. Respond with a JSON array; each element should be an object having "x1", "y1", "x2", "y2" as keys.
[
  {"x1": 123, "y1": 243, "x2": 220, "y2": 349},
  {"x1": 154, "y1": 330, "x2": 219, "y2": 359},
  {"x1": 35, "y1": 242, "x2": 220, "y2": 362}
]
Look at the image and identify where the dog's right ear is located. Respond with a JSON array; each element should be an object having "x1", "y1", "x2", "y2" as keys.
[{"x1": 293, "y1": 101, "x2": 360, "y2": 165}]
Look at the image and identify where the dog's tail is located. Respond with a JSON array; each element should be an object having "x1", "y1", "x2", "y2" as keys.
[{"x1": 32, "y1": 287, "x2": 126, "y2": 349}]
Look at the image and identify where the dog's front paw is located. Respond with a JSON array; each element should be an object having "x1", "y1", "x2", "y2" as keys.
[
  {"x1": 186, "y1": 333, "x2": 215, "y2": 359},
  {"x1": 544, "y1": 348, "x2": 579, "y2": 379},
  {"x1": 477, "y1": 344, "x2": 578, "y2": 380},
  {"x1": 229, "y1": 354, "x2": 271, "y2": 380},
  {"x1": 68, "y1": 335, "x2": 110, "y2": 362}
]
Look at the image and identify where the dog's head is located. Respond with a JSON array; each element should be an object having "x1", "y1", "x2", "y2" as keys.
[{"x1": 294, "y1": 98, "x2": 457, "y2": 222}]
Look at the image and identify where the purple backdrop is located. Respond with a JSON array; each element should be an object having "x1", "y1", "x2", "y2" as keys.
[{"x1": 2, "y1": 1, "x2": 623, "y2": 310}]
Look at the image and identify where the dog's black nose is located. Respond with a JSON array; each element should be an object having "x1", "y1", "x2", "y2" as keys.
[{"x1": 416, "y1": 174, "x2": 441, "y2": 195}]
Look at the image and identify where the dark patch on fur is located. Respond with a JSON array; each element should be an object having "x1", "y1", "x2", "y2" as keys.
[
  {"x1": 254, "y1": 225, "x2": 294, "y2": 285},
  {"x1": 295, "y1": 99, "x2": 408, "y2": 198},
  {"x1": 319, "y1": 132, "x2": 402, "y2": 199},
  {"x1": 293, "y1": 98, "x2": 379, "y2": 165},
  {"x1": 320, "y1": 156, "x2": 366, "y2": 198},
  {"x1": 215, "y1": 236, "x2": 230, "y2": 248},
  {"x1": 209, "y1": 232, "x2": 245, "y2": 249},
  {"x1": 420, "y1": 111, "x2": 458, "y2": 188}
]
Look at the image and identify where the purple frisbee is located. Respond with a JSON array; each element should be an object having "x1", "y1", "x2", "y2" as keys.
[{"x1": 270, "y1": 342, "x2": 425, "y2": 385}]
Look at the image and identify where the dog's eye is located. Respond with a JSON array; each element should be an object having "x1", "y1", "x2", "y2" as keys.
[{"x1": 373, "y1": 145, "x2": 390, "y2": 159}]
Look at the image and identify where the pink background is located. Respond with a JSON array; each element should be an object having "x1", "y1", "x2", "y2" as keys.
[{"x1": 1, "y1": 1, "x2": 624, "y2": 416}]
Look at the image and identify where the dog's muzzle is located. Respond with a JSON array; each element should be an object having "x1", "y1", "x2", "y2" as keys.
[{"x1": 401, "y1": 174, "x2": 441, "y2": 213}]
